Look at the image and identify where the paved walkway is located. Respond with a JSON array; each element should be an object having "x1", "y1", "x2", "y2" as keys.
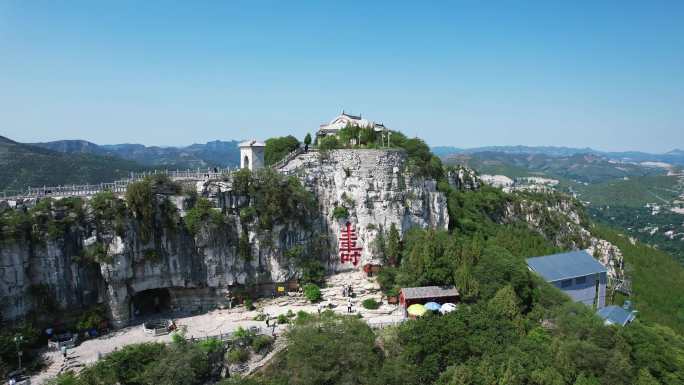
[{"x1": 30, "y1": 269, "x2": 405, "y2": 384}]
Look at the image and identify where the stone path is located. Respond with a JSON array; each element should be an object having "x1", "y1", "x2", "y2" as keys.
[{"x1": 30, "y1": 269, "x2": 405, "y2": 384}]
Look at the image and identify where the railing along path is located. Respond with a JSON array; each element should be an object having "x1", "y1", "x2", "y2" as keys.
[
  {"x1": 1, "y1": 168, "x2": 234, "y2": 201},
  {"x1": 2, "y1": 146, "x2": 321, "y2": 202}
]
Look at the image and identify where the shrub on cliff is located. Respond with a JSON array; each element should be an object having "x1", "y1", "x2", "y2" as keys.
[
  {"x1": 232, "y1": 168, "x2": 316, "y2": 231},
  {"x1": 184, "y1": 198, "x2": 224, "y2": 235},
  {"x1": 90, "y1": 190, "x2": 127, "y2": 235},
  {"x1": 251, "y1": 335, "x2": 273, "y2": 353},
  {"x1": 0, "y1": 207, "x2": 31, "y2": 243},
  {"x1": 125, "y1": 175, "x2": 180, "y2": 242},
  {"x1": 226, "y1": 348, "x2": 250, "y2": 364},
  {"x1": 332, "y1": 205, "x2": 349, "y2": 220}
]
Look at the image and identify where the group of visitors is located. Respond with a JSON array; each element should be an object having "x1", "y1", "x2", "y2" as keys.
[{"x1": 342, "y1": 284, "x2": 354, "y2": 298}]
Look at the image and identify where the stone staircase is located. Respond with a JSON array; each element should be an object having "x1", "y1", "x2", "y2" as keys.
[
  {"x1": 275, "y1": 151, "x2": 319, "y2": 174},
  {"x1": 30, "y1": 350, "x2": 85, "y2": 384}
]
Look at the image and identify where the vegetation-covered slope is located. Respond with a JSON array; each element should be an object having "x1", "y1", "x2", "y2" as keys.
[
  {"x1": 573, "y1": 175, "x2": 682, "y2": 207},
  {"x1": 444, "y1": 152, "x2": 666, "y2": 183},
  {"x1": 32, "y1": 139, "x2": 242, "y2": 169},
  {"x1": 0, "y1": 136, "x2": 146, "y2": 191}
]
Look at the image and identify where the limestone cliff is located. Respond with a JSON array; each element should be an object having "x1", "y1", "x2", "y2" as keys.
[
  {"x1": 500, "y1": 192, "x2": 625, "y2": 281},
  {"x1": 0, "y1": 149, "x2": 448, "y2": 326},
  {"x1": 281, "y1": 149, "x2": 449, "y2": 267}
]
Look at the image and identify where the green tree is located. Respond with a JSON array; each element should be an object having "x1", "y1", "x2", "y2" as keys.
[
  {"x1": 303, "y1": 283, "x2": 322, "y2": 302},
  {"x1": 634, "y1": 369, "x2": 660, "y2": 385},
  {"x1": 264, "y1": 135, "x2": 300, "y2": 166},
  {"x1": 284, "y1": 314, "x2": 380, "y2": 385},
  {"x1": 386, "y1": 223, "x2": 401, "y2": 266},
  {"x1": 455, "y1": 263, "x2": 479, "y2": 302},
  {"x1": 304, "y1": 133, "x2": 312, "y2": 146},
  {"x1": 318, "y1": 135, "x2": 340, "y2": 151},
  {"x1": 488, "y1": 285, "x2": 521, "y2": 321}
]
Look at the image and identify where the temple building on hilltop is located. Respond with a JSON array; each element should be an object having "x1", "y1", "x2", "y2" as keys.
[{"x1": 316, "y1": 111, "x2": 388, "y2": 140}]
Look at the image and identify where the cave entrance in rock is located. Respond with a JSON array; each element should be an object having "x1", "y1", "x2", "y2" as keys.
[{"x1": 131, "y1": 288, "x2": 171, "y2": 318}]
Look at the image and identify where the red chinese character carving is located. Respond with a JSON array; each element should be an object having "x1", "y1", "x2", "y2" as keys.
[{"x1": 339, "y1": 221, "x2": 362, "y2": 266}]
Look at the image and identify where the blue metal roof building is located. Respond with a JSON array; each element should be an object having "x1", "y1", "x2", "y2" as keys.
[
  {"x1": 527, "y1": 250, "x2": 608, "y2": 309},
  {"x1": 597, "y1": 305, "x2": 637, "y2": 326}
]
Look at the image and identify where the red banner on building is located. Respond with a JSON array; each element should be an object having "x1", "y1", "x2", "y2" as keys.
[{"x1": 339, "y1": 221, "x2": 362, "y2": 266}]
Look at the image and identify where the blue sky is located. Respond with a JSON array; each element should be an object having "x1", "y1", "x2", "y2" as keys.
[{"x1": 0, "y1": 1, "x2": 682, "y2": 152}]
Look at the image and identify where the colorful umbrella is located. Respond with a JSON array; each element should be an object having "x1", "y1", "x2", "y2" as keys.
[
  {"x1": 407, "y1": 304, "x2": 427, "y2": 317},
  {"x1": 439, "y1": 303, "x2": 458, "y2": 314},
  {"x1": 424, "y1": 302, "x2": 441, "y2": 311}
]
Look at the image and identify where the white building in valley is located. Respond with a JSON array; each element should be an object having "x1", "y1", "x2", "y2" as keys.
[{"x1": 239, "y1": 140, "x2": 265, "y2": 171}]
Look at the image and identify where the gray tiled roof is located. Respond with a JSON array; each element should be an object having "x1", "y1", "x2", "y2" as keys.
[
  {"x1": 597, "y1": 305, "x2": 636, "y2": 326},
  {"x1": 401, "y1": 286, "x2": 459, "y2": 300},
  {"x1": 526, "y1": 250, "x2": 607, "y2": 282}
]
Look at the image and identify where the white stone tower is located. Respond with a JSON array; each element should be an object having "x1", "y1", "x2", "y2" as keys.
[{"x1": 239, "y1": 139, "x2": 266, "y2": 171}]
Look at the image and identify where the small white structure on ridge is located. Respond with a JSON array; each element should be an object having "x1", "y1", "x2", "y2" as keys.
[{"x1": 239, "y1": 139, "x2": 265, "y2": 171}]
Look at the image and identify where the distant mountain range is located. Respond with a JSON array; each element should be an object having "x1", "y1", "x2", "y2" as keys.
[
  {"x1": 32, "y1": 139, "x2": 241, "y2": 169},
  {"x1": 434, "y1": 145, "x2": 684, "y2": 166},
  {"x1": 3, "y1": 135, "x2": 682, "y2": 192},
  {"x1": 442, "y1": 151, "x2": 669, "y2": 183},
  {"x1": 0, "y1": 136, "x2": 146, "y2": 191}
]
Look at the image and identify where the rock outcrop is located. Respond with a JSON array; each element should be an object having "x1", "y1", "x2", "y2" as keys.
[
  {"x1": 284, "y1": 149, "x2": 449, "y2": 267},
  {"x1": 500, "y1": 192, "x2": 625, "y2": 280},
  {"x1": 0, "y1": 149, "x2": 448, "y2": 326}
]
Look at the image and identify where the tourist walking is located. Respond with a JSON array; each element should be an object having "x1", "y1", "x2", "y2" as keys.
[{"x1": 347, "y1": 298, "x2": 353, "y2": 313}]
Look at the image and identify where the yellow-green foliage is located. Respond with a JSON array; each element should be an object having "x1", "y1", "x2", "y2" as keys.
[{"x1": 593, "y1": 224, "x2": 684, "y2": 334}]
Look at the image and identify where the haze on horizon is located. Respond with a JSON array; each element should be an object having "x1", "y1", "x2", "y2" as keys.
[{"x1": 0, "y1": 1, "x2": 682, "y2": 153}]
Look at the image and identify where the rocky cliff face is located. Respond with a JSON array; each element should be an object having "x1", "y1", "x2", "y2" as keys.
[
  {"x1": 500, "y1": 192, "x2": 625, "y2": 280},
  {"x1": 1, "y1": 149, "x2": 448, "y2": 326},
  {"x1": 282, "y1": 149, "x2": 449, "y2": 267}
]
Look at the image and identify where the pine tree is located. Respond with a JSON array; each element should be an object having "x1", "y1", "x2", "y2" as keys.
[{"x1": 386, "y1": 223, "x2": 401, "y2": 266}]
